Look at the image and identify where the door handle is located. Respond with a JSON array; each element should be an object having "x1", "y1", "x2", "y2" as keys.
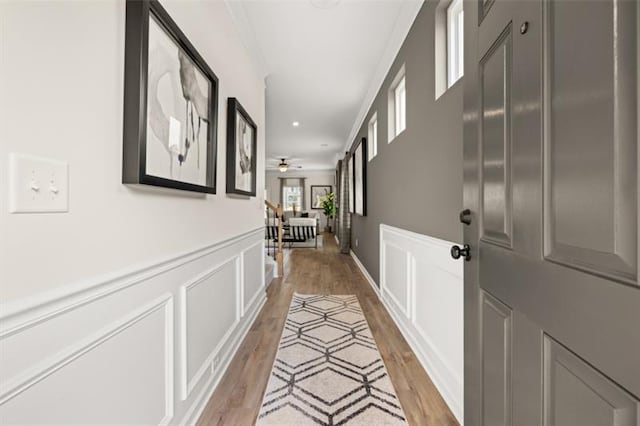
[
  {"x1": 451, "y1": 244, "x2": 471, "y2": 261},
  {"x1": 459, "y1": 209, "x2": 472, "y2": 225}
]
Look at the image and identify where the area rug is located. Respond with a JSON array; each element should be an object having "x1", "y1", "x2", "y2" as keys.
[{"x1": 256, "y1": 294, "x2": 407, "y2": 425}]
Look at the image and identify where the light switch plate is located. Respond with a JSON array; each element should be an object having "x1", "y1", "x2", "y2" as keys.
[{"x1": 9, "y1": 153, "x2": 69, "y2": 213}]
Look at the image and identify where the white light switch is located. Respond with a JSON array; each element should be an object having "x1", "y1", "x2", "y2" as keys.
[{"x1": 9, "y1": 153, "x2": 69, "y2": 213}]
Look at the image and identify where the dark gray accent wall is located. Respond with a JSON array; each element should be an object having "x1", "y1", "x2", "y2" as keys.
[{"x1": 349, "y1": 1, "x2": 463, "y2": 285}]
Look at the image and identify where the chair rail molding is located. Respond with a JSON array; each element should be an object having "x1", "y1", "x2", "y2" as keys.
[
  {"x1": 0, "y1": 227, "x2": 266, "y2": 425},
  {"x1": 352, "y1": 223, "x2": 464, "y2": 423}
]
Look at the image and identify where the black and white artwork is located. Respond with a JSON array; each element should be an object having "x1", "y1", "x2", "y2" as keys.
[
  {"x1": 311, "y1": 185, "x2": 332, "y2": 209},
  {"x1": 123, "y1": 0, "x2": 218, "y2": 193},
  {"x1": 353, "y1": 137, "x2": 367, "y2": 216},
  {"x1": 226, "y1": 98, "x2": 257, "y2": 196},
  {"x1": 348, "y1": 157, "x2": 354, "y2": 214}
]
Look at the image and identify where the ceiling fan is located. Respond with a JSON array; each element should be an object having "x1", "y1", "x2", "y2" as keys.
[{"x1": 273, "y1": 157, "x2": 302, "y2": 173}]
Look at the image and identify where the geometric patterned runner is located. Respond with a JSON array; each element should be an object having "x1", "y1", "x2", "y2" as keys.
[{"x1": 256, "y1": 294, "x2": 407, "y2": 425}]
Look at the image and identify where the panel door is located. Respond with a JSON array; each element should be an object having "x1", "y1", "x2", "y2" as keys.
[{"x1": 463, "y1": 0, "x2": 640, "y2": 425}]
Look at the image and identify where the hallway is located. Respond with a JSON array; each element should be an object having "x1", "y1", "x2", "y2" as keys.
[
  {"x1": 2, "y1": 0, "x2": 638, "y2": 424},
  {"x1": 197, "y1": 236, "x2": 458, "y2": 426}
]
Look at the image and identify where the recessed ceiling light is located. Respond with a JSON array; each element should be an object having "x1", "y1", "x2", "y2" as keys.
[{"x1": 292, "y1": 121, "x2": 300, "y2": 127}]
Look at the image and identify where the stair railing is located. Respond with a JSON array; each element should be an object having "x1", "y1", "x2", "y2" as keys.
[{"x1": 265, "y1": 200, "x2": 284, "y2": 277}]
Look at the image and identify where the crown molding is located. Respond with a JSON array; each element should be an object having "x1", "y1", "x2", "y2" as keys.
[
  {"x1": 224, "y1": 0, "x2": 269, "y2": 83},
  {"x1": 224, "y1": 0, "x2": 423, "y2": 168},
  {"x1": 342, "y1": 0, "x2": 424, "y2": 156}
]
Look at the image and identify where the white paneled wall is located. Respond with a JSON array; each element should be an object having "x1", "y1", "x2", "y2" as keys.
[
  {"x1": 352, "y1": 224, "x2": 464, "y2": 423},
  {"x1": 0, "y1": 228, "x2": 265, "y2": 425}
]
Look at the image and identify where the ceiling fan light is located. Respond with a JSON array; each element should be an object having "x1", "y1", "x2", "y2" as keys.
[{"x1": 279, "y1": 164, "x2": 288, "y2": 172}]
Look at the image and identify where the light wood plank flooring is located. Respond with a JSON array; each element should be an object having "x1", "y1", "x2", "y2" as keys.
[{"x1": 197, "y1": 235, "x2": 459, "y2": 426}]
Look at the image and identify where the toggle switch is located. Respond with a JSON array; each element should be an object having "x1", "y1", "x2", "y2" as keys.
[
  {"x1": 9, "y1": 153, "x2": 69, "y2": 213},
  {"x1": 49, "y1": 182, "x2": 59, "y2": 194}
]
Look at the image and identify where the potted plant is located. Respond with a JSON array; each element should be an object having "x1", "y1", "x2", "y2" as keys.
[{"x1": 320, "y1": 192, "x2": 336, "y2": 233}]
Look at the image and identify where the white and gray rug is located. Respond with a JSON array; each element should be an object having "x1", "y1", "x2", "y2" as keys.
[{"x1": 256, "y1": 294, "x2": 407, "y2": 425}]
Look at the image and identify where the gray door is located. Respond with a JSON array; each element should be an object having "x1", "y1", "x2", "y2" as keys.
[{"x1": 462, "y1": 0, "x2": 640, "y2": 424}]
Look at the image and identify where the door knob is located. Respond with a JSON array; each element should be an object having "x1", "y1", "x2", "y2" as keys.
[
  {"x1": 451, "y1": 244, "x2": 471, "y2": 261},
  {"x1": 459, "y1": 209, "x2": 472, "y2": 225}
]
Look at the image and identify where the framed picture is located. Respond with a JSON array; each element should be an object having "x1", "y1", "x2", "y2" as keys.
[
  {"x1": 226, "y1": 98, "x2": 257, "y2": 196},
  {"x1": 122, "y1": 0, "x2": 219, "y2": 193},
  {"x1": 311, "y1": 185, "x2": 332, "y2": 209},
  {"x1": 335, "y1": 164, "x2": 341, "y2": 210},
  {"x1": 347, "y1": 157, "x2": 354, "y2": 214},
  {"x1": 353, "y1": 137, "x2": 367, "y2": 216}
]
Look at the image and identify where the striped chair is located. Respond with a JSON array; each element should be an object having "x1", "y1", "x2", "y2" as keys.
[
  {"x1": 265, "y1": 218, "x2": 318, "y2": 249},
  {"x1": 287, "y1": 225, "x2": 317, "y2": 248},
  {"x1": 265, "y1": 225, "x2": 280, "y2": 241}
]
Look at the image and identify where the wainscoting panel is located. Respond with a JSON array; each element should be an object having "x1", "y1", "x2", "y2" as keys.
[
  {"x1": 381, "y1": 241, "x2": 411, "y2": 317},
  {"x1": 0, "y1": 295, "x2": 173, "y2": 425},
  {"x1": 370, "y1": 224, "x2": 463, "y2": 422},
  {"x1": 180, "y1": 257, "x2": 240, "y2": 400},
  {"x1": 0, "y1": 227, "x2": 266, "y2": 425},
  {"x1": 242, "y1": 241, "x2": 265, "y2": 316}
]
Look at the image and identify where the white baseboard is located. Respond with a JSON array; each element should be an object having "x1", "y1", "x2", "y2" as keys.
[
  {"x1": 350, "y1": 226, "x2": 464, "y2": 424},
  {"x1": 265, "y1": 264, "x2": 276, "y2": 284},
  {"x1": 350, "y1": 250, "x2": 380, "y2": 298},
  {"x1": 181, "y1": 293, "x2": 266, "y2": 425},
  {"x1": 381, "y1": 289, "x2": 463, "y2": 423},
  {"x1": 380, "y1": 225, "x2": 463, "y2": 423}
]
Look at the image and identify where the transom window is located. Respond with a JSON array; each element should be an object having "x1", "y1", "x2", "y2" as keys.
[
  {"x1": 447, "y1": 0, "x2": 464, "y2": 87},
  {"x1": 394, "y1": 77, "x2": 406, "y2": 135},
  {"x1": 388, "y1": 65, "x2": 406, "y2": 142},
  {"x1": 368, "y1": 113, "x2": 378, "y2": 161}
]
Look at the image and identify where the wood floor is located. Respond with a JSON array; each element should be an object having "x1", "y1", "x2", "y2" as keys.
[{"x1": 197, "y1": 235, "x2": 459, "y2": 426}]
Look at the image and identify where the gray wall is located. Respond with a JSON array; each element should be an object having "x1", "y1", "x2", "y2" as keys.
[{"x1": 350, "y1": 1, "x2": 463, "y2": 285}]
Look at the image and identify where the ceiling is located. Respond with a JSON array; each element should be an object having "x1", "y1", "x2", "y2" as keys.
[{"x1": 226, "y1": 0, "x2": 423, "y2": 171}]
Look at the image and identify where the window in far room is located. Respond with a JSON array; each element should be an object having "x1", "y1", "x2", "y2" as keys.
[
  {"x1": 283, "y1": 186, "x2": 302, "y2": 211},
  {"x1": 280, "y1": 178, "x2": 305, "y2": 212},
  {"x1": 368, "y1": 112, "x2": 378, "y2": 161}
]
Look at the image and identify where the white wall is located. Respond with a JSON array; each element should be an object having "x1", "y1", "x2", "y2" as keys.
[
  {"x1": 265, "y1": 170, "x2": 335, "y2": 231},
  {"x1": 0, "y1": 0, "x2": 266, "y2": 302},
  {"x1": 0, "y1": 1, "x2": 266, "y2": 423},
  {"x1": 351, "y1": 224, "x2": 464, "y2": 423}
]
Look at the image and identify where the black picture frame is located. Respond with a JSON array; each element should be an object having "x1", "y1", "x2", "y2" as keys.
[
  {"x1": 226, "y1": 98, "x2": 258, "y2": 196},
  {"x1": 352, "y1": 137, "x2": 367, "y2": 216},
  {"x1": 347, "y1": 155, "x2": 354, "y2": 214},
  {"x1": 310, "y1": 185, "x2": 332, "y2": 209},
  {"x1": 122, "y1": 0, "x2": 219, "y2": 193}
]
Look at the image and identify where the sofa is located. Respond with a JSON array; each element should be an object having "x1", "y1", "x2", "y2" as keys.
[{"x1": 283, "y1": 211, "x2": 318, "y2": 222}]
